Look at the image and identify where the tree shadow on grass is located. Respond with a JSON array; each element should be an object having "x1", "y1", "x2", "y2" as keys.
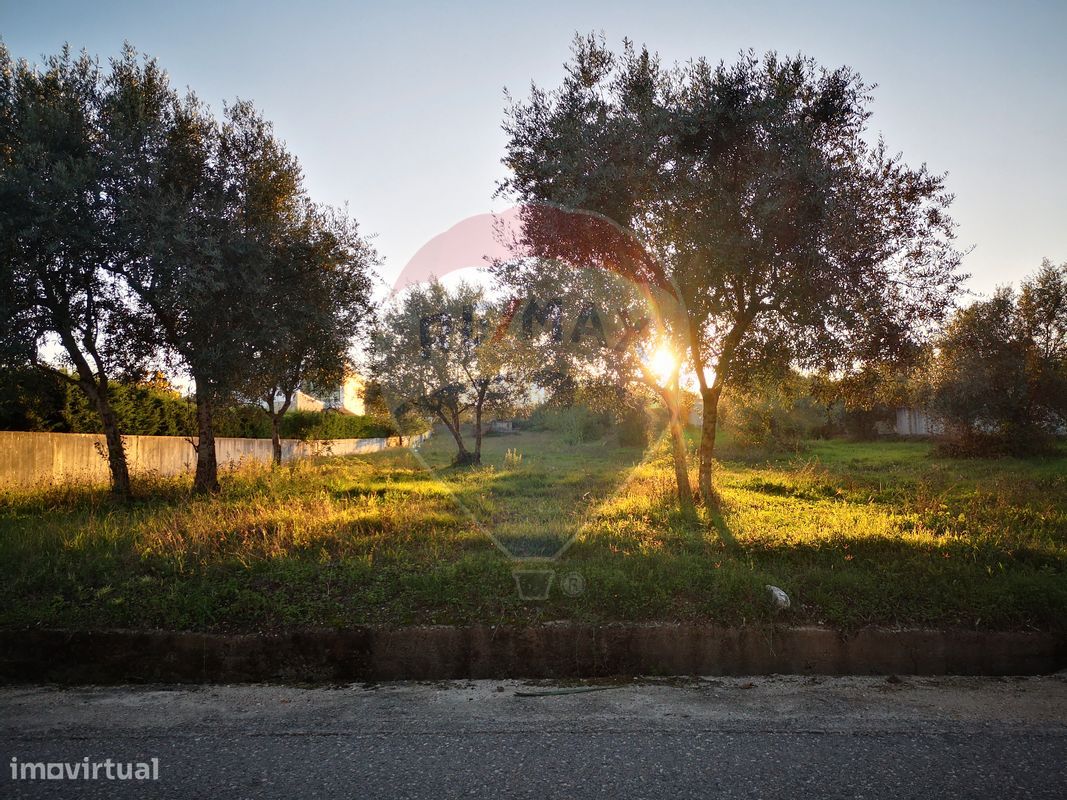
[
  {"x1": 410, "y1": 430, "x2": 644, "y2": 561},
  {"x1": 704, "y1": 503, "x2": 739, "y2": 551}
]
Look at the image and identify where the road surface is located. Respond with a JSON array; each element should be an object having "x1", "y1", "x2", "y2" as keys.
[{"x1": 2, "y1": 675, "x2": 1065, "y2": 798}]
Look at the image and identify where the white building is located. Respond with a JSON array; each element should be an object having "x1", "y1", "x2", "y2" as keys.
[
  {"x1": 270, "y1": 374, "x2": 366, "y2": 415},
  {"x1": 894, "y1": 407, "x2": 944, "y2": 437}
]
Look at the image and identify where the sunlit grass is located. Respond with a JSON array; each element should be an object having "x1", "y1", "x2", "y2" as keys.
[{"x1": 0, "y1": 429, "x2": 1064, "y2": 631}]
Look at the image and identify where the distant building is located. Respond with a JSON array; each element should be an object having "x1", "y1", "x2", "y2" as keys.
[
  {"x1": 894, "y1": 407, "x2": 944, "y2": 437},
  {"x1": 309, "y1": 374, "x2": 366, "y2": 416},
  {"x1": 685, "y1": 399, "x2": 949, "y2": 438},
  {"x1": 893, "y1": 407, "x2": 1065, "y2": 438},
  {"x1": 270, "y1": 374, "x2": 366, "y2": 416}
]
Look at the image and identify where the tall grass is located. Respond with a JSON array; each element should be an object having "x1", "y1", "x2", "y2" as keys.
[{"x1": 0, "y1": 430, "x2": 1064, "y2": 631}]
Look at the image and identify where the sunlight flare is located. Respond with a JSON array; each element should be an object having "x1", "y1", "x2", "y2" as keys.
[{"x1": 646, "y1": 344, "x2": 678, "y2": 384}]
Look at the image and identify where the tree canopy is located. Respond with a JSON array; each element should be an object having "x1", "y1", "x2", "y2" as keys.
[
  {"x1": 243, "y1": 202, "x2": 377, "y2": 464},
  {"x1": 500, "y1": 36, "x2": 965, "y2": 502},
  {"x1": 102, "y1": 47, "x2": 377, "y2": 491},
  {"x1": 372, "y1": 280, "x2": 525, "y2": 466},
  {"x1": 929, "y1": 260, "x2": 1066, "y2": 454},
  {"x1": 1, "y1": 43, "x2": 378, "y2": 494},
  {"x1": 0, "y1": 44, "x2": 142, "y2": 495}
]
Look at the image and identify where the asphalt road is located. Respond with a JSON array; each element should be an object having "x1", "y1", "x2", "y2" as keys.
[{"x1": 2, "y1": 676, "x2": 1065, "y2": 799}]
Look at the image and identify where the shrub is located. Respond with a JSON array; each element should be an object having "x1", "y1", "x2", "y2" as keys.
[
  {"x1": 361, "y1": 382, "x2": 431, "y2": 441},
  {"x1": 59, "y1": 377, "x2": 399, "y2": 441},
  {"x1": 928, "y1": 264, "x2": 1067, "y2": 457},
  {"x1": 724, "y1": 399, "x2": 802, "y2": 451},
  {"x1": 64, "y1": 378, "x2": 197, "y2": 436},
  {"x1": 529, "y1": 405, "x2": 611, "y2": 444},
  {"x1": 528, "y1": 388, "x2": 653, "y2": 447},
  {"x1": 214, "y1": 404, "x2": 272, "y2": 439},
  {"x1": 616, "y1": 405, "x2": 650, "y2": 448},
  {"x1": 720, "y1": 379, "x2": 825, "y2": 452},
  {"x1": 278, "y1": 410, "x2": 396, "y2": 441},
  {"x1": 0, "y1": 367, "x2": 69, "y2": 431},
  {"x1": 934, "y1": 424, "x2": 1054, "y2": 458},
  {"x1": 809, "y1": 366, "x2": 909, "y2": 441}
]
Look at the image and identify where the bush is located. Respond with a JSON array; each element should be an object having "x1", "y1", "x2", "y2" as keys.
[
  {"x1": 933, "y1": 424, "x2": 1054, "y2": 458},
  {"x1": 278, "y1": 411, "x2": 396, "y2": 441},
  {"x1": 616, "y1": 405, "x2": 650, "y2": 448},
  {"x1": 527, "y1": 386, "x2": 655, "y2": 447},
  {"x1": 59, "y1": 378, "x2": 398, "y2": 441},
  {"x1": 64, "y1": 379, "x2": 197, "y2": 436},
  {"x1": 361, "y1": 382, "x2": 431, "y2": 440},
  {"x1": 528, "y1": 405, "x2": 611, "y2": 444},
  {"x1": 0, "y1": 367, "x2": 70, "y2": 432},
  {"x1": 724, "y1": 399, "x2": 803, "y2": 451},
  {"x1": 809, "y1": 366, "x2": 909, "y2": 441},
  {"x1": 928, "y1": 264, "x2": 1067, "y2": 457},
  {"x1": 721, "y1": 380, "x2": 825, "y2": 452},
  {"x1": 214, "y1": 404, "x2": 273, "y2": 439}
]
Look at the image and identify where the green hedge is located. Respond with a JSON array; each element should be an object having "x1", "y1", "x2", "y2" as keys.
[
  {"x1": 64, "y1": 382, "x2": 196, "y2": 436},
  {"x1": 215, "y1": 405, "x2": 273, "y2": 439},
  {"x1": 61, "y1": 382, "x2": 396, "y2": 440},
  {"x1": 278, "y1": 411, "x2": 396, "y2": 440}
]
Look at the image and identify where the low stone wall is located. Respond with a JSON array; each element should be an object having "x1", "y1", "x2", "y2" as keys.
[
  {"x1": 0, "y1": 430, "x2": 429, "y2": 488},
  {"x1": 0, "y1": 625, "x2": 1061, "y2": 683}
]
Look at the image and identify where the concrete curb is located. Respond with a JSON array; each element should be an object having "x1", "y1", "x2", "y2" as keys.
[{"x1": 1, "y1": 625, "x2": 1063, "y2": 683}]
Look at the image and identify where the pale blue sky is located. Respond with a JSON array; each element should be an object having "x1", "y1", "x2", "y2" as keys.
[{"x1": 3, "y1": 0, "x2": 1065, "y2": 296}]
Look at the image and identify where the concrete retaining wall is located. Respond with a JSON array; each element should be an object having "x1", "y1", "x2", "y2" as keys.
[
  {"x1": 0, "y1": 430, "x2": 429, "y2": 487},
  {"x1": 0, "y1": 624, "x2": 1062, "y2": 683}
]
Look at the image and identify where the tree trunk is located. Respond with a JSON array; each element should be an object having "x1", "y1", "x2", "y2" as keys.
[
  {"x1": 47, "y1": 329, "x2": 131, "y2": 499},
  {"x1": 666, "y1": 409, "x2": 695, "y2": 513},
  {"x1": 193, "y1": 394, "x2": 220, "y2": 494},
  {"x1": 91, "y1": 387, "x2": 131, "y2": 499},
  {"x1": 697, "y1": 385, "x2": 722, "y2": 504},
  {"x1": 687, "y1": 305, "x2": 755, "y2": 507},
  {"x1": 640, "y1": 366, "x2": 693, "y2": 514},
  {"x1": 266, "y1": 390, "x2": 292, "y2": 467},
  {"x1": 270, "y1": 415, "x2": 283, "y2": 465},
  {"x1": 473, "y1": 401, "x2": 484, "y2": 463},
  {"x1": 451, "y1": 411, "x2": 479, "y2": 466},
  {"x1": 444, "y1": 415, "x2": 466, "y2": 452},
  {"x1": 438, "y1": 410, "x2": 477, "y2": 466}
]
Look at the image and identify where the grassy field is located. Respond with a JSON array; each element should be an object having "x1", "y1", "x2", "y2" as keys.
[{"x1": 1, "y1": 428, "x2": 1065, "y2": 632}]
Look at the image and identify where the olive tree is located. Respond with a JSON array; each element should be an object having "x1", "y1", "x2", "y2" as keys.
[
  {"x1": 929, "y1": 260, "x2": 1066, "y2": 454},
  {"x1": 104, "y1": 49, "x2": 312, "y2": 492},
  {"x1": 0, "y1": 45, "x2": 141, "y2": 497},
  {"x1": 371, "y1": 280, "x2": 525, "y2": 466},
  {"x1": 244, "y1": 204, "x2": 376, "y2": 465},
  {"x1": 500, "y1": 36, "x2": 964, "y2": 503},
  {"x1": 492, "y1": 243, "x2": 696, "y2": 510}
]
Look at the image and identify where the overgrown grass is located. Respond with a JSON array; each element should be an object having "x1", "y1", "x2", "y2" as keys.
[{"x1": 1, "y1": 430, "x2": 1064, "y2": 631}]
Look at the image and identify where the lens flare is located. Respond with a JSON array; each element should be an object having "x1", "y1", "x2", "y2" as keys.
[{"x1": 646, "y1": 344, "x2": 677, "y2": 384}]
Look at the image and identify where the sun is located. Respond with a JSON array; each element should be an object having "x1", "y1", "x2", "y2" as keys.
[{"x1": 646, "y1": 344, "x2": 678, "y2": 384}]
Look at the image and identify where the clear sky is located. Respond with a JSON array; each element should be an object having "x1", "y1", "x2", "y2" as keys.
[{"x1": 3, "y1": 0, "x2": 1065, "y2": 296}]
